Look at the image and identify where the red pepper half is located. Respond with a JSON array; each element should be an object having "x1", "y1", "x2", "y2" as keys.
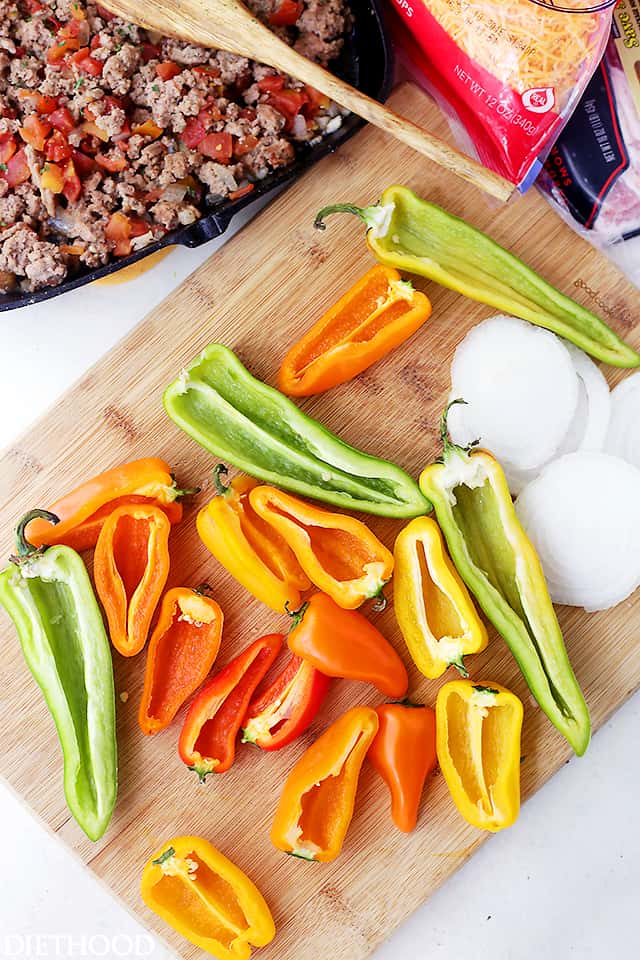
[
  {"x1": 178, "y1": 634, "x2": 283, "y2": 781},
  {"x1": 241, "y1": 654, "x2": 331, "y2": 751}
]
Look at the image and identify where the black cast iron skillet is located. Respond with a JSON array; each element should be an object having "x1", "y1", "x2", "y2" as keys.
[{"x1": 0, "y1": 0, "x2": 392, "y2": 311}]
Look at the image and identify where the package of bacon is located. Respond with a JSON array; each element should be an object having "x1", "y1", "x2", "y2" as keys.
[{"x1": 537, "y1": 2, "x2": 640, "y2": 246}]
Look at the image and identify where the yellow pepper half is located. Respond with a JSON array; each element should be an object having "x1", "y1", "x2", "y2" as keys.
[
  {"x1": 436, "y1": 680, "x2": 523, "y2": 832},
  {"x1": 140, "y1": 835, "x2": 275, "y2": 960},
  {"x1": 393, "y1": 516, "x2": 487, "y2": 678},
  {"x1": 196, "y1": 466, "x2": 310, "y2": 613}
]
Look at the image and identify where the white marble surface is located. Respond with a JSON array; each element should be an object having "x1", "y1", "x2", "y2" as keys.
[{"x1": 1, "y1": 206, "x2": 639, "y2": 960}]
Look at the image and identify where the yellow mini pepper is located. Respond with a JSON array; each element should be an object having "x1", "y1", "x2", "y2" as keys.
[
  {"x1": 436, "y1": 679, "x2": 523, "y2": 832},
  {"x1": 393, "y1": 516, "x2": 487, "y2": 678},
  {"x1": 271, "y1": 705, "x2": 379, "y2": 861},
  {"x1": 140, "y1": 835, "x2": 275, "y2": 960},
  {"x1": 196, "y1": 466, "x2": 310, "y2": 612},
  {"x1": 249, "y1": 485, "x2": 393, "y2": 609}
]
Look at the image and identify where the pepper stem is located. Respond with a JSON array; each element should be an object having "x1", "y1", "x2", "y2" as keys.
[
  {"x1": 152, "y1": 846, "x2": 175, "y2": 866},
  {"x1": 170, "y1": 474, "x2": 200, "y2": 498},
  {"x1": 284, "y1": 600, "x2": 309, "y2": 630},
  {"x1": 194, "y1": 582, "x2": 214, "y2": 597},
  {"x1": 439, "y1": 398, "x2": 479, "y2": 462},
  {"x1": 314, "y1": 203, "x2": 375, "y2": 231},
  {"x1": 450, "y1": 655, "x2": 469, "y2": 679},
  {"x1": 212, "y1": 463, "x2": 229, "y2": 495},
  {"x1": 370, "y1": 588, "x2": 387, "y2": 613},
  {"x1": 13, "y1": 509, "x2": 60, "y2": 559}
]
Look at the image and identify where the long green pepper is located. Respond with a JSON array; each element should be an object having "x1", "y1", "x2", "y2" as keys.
[
  {"x1": 0, "y1": 510, "x2": 117, "y2": 841},
  {"x1": 315, "y1": 184, "x2": 640, "y2": 369},
  {"x1": 163, "y1": 343, "x2": 429, "y2": 518},
  {"x1": 419, "y1": 406, "x2": 590, "y2": 756}
]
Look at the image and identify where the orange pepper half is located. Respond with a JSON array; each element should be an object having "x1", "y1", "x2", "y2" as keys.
[
  {"x1": 248, "y1": 485, "x2": 393, "y2": 609},
  {"x1": 278, "y1": 265, "x2": 431, "y2": 396},
  {"x1": 138, "y1": 587, "x2": 224, "y2": 735},
  {"x1": 287, "y1": 592, "x2": 408, "y2": 698},
  {"x1": 368, "y1": 702, "x2": 437, "y2": 833},
  {"x1": 270, "y1": 705, "x2": 378, "y2": 861},
  {"x1": 94, "y1": 503, "x2": 170, "y2": 657},
  {"x1": 26, "y1": 457, "x2": 185, "y2": 550}
]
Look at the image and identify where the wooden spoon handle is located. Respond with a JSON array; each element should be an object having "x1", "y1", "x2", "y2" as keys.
[{"x1": 99, "y1": 0, "x2": 514, "y2": 201}]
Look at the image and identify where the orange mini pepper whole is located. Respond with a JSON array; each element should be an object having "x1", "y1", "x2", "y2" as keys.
[
  {"x1": 94, "y1": 503, "x2": 170, "y2": 657},
  {"x1": 249, "y1": 485, "x2": 393, "y2": 609},
  {"x1": 141, "y1": 835, "x2": 275, "y2": 959},
  {"x1": 197, "y1": 466, "x2": 310, "y2": 613},
  {"x1": 179, "y1": 633, "x2": 283, "y2": 780},
  {"x1": 368, "y1": 702, "x2": 437, "y2": 832},
  {"x1": 287, "y1": 592, "x2": 408, "y2": 698},
  {"x1": 138, "y1": 587, "x2": 224, "y2": 735},
  {"x1": 25, "y1": 457, "x2": 185, "y2": 550},
  {"x1": 277, "y1": 265, "x2": 431, "y2": 396},
  {"x1": 270, "y1": 705, "x2": 379, "y2": 861}
]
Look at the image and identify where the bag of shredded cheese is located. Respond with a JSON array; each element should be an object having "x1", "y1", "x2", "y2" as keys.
[{"x1": 388, "y1": 0, "x2": 615, "y2": 190}]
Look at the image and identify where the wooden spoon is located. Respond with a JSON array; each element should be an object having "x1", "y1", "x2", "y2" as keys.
[{"x1": 98, "y1": 0, "x2": 514, "y2": 201}]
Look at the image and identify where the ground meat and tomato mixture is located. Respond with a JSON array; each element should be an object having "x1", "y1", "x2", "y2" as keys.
[{"x1": 0, "y1": 0, "x2": 349, "y2": 293}]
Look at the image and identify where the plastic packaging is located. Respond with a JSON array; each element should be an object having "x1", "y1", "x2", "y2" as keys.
[
  {"x1": 387, "y1": 0, "x2": 615, "y2": 190},
  {"x1": 537, "y1": 2, "x2": 640, "y2": 246}
]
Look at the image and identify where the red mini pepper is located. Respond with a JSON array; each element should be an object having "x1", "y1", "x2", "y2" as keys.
[
  {"x1": 241, "y1": 654, "x2": 331, "y2": 751},
  {"x1": 179, "y1": 634, "x2": 283, "y2": 781},
  {"x1": 138, "y1": 587, "x2": 224, "y2": 735},
  {"x1": 287, "y1": 592, "x2": 408, "y2": 698},
  {"x1": 368, "y1": 702, "x2": 437, "y2": 833}
]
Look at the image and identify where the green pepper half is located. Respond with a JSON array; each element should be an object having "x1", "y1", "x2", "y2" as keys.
[
  {"x1": 315, "y1": 184, "x2": 640, "y2": 369},
  {"x1": 163, "y1": 344, "x2": 430, "y2": 518}
]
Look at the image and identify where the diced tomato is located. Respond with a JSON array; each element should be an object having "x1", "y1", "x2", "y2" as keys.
[
  {"x1": 62, "y1": 161, "x2": 82, "y2": 202},
  {"x1": 228, "y1": 183, "x2": 255, "y2": 200},
  {"x1": 302, "y1": 84, "x2": 330, "y2": 118},
  {"x1": 59, "y1": 19, "x2": 83, "y2": 39},
  {"x1": 199, "y1": 132, "x2": 233, "y2": 162},
  {"x1": 95, "y1": 153, "x2": 127, "y2": 172},
  {"x1": 49, "y1": 107, "x2": 75, "y2": 135},
  {"x1": 143, "y1": 187, "x2": 162, "y2": 203},
  {"x1": 129, "y1": 216, "x2": 150, "y2": 238},
  {"x1": 71, "y1": 48, "x2": 103, "y2": 76},
  {"x1": 233, "y1": 134, "x2": 258, "y2": 157},
  {"x1": 78, "y1": 135, "x2": 99, "y2": 155},
  {"x1": 155, "y1": 61, "x2": 181, "y2": 81},
  {"x1": 268, "y1": 0, "x2": 303, "y2": 26},
  {"x1": 192, "y1": 65, "x2": 221, "y2": 78},
  {"x1": 41, "y1": 161, "x2": 65, "y2": 193},
  {"x1": 258, "y1": 74, "x2": 286, "y2": 93},
  {"x1": 47, "y1": 37, "x2": 81, "y2": 63},
  {"x1": 19, "y1": 115, "x2": 52, "y2": 151},
  {"x1": 239, "y1": 107, "x2": 257, "y2": 121},
  {"x1": 90, "y1": 34, "x2": 101, "y2": 50},
  {"x1": 45, "y1": 130, "x2": 72, "y2": 162},
  {"x1": 24, "y1": 0, "x2": 45, "y2": 12},
  {"x1": 80, "y1": 120, "x2": 109, "y2": 142},
  {"x1": 71, "y1": 148, "x2": 95, "y2": 177},
  {"x1": 0, "y1": 135, "x2": 17, "y2": 166},
  {"x1": 268, "y1": 89, "x2": 309, "y2": 128},
  {"x1": 141, "y1": 42, "x2": 161, "y2": 63},
  {"x1": 36, "y1": 94, "x2": 59, "y2": 115},
  {"x1": 131, "y1": 120, "x2": 163, "y2": 139},
  {"x1": 105, "y1": 211, "x2": 132, "y2": 256},
  {"x1": 3, "y1": 148, "x2": 31, "y2": 187},
  {"x1": 96, "y1": 4, "x2": 117, "y2": 19},
  {"x1": 180, "y1": 117, "x2": 207, "y2": 148}
]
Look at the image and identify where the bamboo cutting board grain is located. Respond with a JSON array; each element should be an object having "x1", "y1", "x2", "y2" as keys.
[{"x1": 1, "y1": 84, "x2": 639, "y2": 960}]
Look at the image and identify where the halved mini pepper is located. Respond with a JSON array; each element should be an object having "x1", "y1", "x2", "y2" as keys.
[
  {"x1": 419, "y1": 403, "x2": 590, "y2": 756},
  {"x1": 287, "y1": 592, "x2": 408, "y2": 698},
  {"x1": 25, "y1": 457, "x2": 186, "y2": 551},
  {"x1": 393, "y1": 516, "x2": 487, "y2": 678},
  {"x1": 278, "y1": 265, "x2": 432, "y2": 396},
  {"x1": 179, "y1": 633, "x2": 282, "y2": 780},
  {"x1": 0, "y1": 510, "x2": 117, "y2": 841},
  {"x1": 196, "y1": 466, "x2": 309, "y2": 613},
  {"x1": 270, "y1": 705, "x2": 378, "y2": 861},
  {"x1": 138, "y1": 586, "x2": 224, "y2": 735},
  {"x1": 368, "y1": 702, "x2": 437, "y2": 833},
  {"x1": 94, "y1": 503, "x2": 170, "y2": 657},
  {"x1": 141, "y1": 835, "x2": 275, "y2": 959},
  {"x1": 241, "y1": 653, "x2": 331, "y2": 751},
  {"x1": 436, "y1": 680, "x2": 523, "y2": 832},
  {"x1": 249, "y1": 485, "x2": 393, "y2": 609}
]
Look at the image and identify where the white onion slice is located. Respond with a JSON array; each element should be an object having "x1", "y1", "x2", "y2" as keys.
[
  {"x1": 605, "y1": 372, "x2": 640, "y2": 470},
  {"x1": 558, "y1": 344, "x2": 611, "y2": 453},
  {"x1": 515, "y1": 452, "x2": 640, "y2": 611},
  {"x1": 450, "y1": 315, "x2": 578, "y2": 472}
]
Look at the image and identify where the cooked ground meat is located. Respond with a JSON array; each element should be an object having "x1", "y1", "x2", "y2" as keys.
[{"x1": 0, "y1": 0, "x2": 349, "y2": 293}]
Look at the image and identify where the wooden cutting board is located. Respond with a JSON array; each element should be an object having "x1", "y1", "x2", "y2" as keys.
[{"x1": 1, "y1": 83, "x2": 639, "y2": 960}]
